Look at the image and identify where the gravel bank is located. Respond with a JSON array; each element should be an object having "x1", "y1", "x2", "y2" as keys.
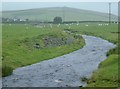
[{"x1": 2, "y1": 35, "x2": 115, "y2": 87}]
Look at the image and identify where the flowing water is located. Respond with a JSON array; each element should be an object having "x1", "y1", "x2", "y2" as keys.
[{"x1": 2, "y1": 35, "x2": 116, "y2": 87}]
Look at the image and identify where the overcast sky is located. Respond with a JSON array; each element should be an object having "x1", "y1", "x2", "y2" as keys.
[{"x1": 1, "y1": 2, "x2": 118, "y2": 15}]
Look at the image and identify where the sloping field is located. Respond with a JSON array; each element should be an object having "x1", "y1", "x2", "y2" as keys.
[{"x1": 2, "y1": 7, "x2": 117, "y2": 21}]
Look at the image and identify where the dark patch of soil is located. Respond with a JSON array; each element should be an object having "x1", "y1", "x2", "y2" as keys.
[{"x1": 43, "y1": 36, "x2": 75, "y2": 48}]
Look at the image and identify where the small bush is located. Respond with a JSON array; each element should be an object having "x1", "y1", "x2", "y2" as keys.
[
  {"x1": 107, "y1": 46, "x2": 118, "y2": 56},
  {"x1": 2, "y1": 65, "x2": 13, "y2": 77}
]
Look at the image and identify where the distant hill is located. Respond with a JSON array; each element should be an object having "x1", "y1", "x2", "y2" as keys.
[{"x1": 2, "y1": 7, "x2": 117, "y2": 22}]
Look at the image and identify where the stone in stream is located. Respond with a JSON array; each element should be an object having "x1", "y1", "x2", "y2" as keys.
[
  {"x1": 67, "y1": 65, "x2": 71, "y2": 67},
  {"x1": 12, "y1": 78, "x2": 19, "y2": 82},
  {"x1": 55, "y1": 70, "x2": 58, "y2": 72},
  {"x1": 54, "y1": 79, "x2": 63, "y2": 83},
  {"x1": 91, "y1": 49, "x2": 96, "y2": 51}
]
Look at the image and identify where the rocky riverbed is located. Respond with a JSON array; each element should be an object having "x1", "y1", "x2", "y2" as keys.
[{"x1": 2, "y1": 35, "x2": 115, "y2": 87}]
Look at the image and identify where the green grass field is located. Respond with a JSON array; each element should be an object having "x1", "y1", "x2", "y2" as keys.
[{"x1": 2, "y1": 23, "x2": 119, "y2": 87}]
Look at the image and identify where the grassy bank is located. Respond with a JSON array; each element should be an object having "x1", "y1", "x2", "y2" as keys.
[
  {"x1": 86, "y1": 42, "x2": 119, "y2": 87},
  {"x1": 2, "y1": 24, "x2": 85, "y2": 77},
  {"x1": 87, "y1": 54, "x2": 118, "y2": 87}
]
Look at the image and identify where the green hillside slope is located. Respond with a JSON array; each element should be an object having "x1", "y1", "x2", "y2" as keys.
[{"x1": 2, "y1": 7, "x2": 117, "y2": 21}]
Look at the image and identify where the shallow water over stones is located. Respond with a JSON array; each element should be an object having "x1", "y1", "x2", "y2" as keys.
[{"x1": 2, "y1": 35, "x2": 115, "y2": 87}]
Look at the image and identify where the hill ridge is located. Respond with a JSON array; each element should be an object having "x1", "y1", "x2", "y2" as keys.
[{"x1": 2, "y1": 7, "x2": 117, "y2": 21}]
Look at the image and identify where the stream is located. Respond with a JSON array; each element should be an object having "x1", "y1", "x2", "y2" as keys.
[{"x1": 2, "y1": 35, "x2": 116, "y2": 87}]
